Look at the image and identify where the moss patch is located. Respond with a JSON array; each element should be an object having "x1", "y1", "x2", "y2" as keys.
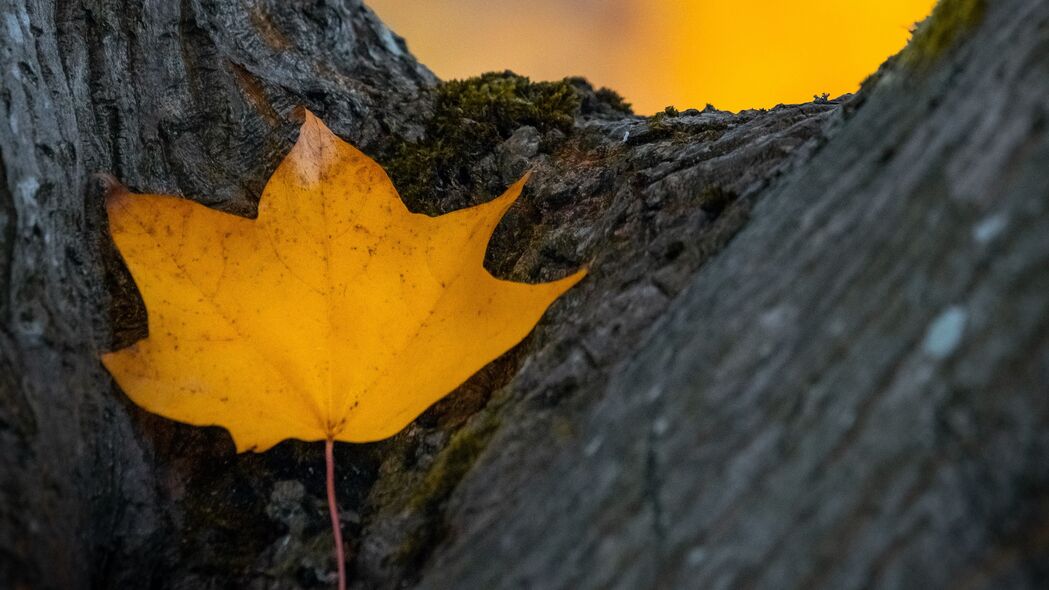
[
  {"x1": 902, "y1": 0, "x2": 986, "y2": 69},
  {"x1": 408, "y1": 410, "x2": 501, "y2": 512},
  {"x1": 383, "y1": 71, "x2": 581, "y2": 208},
  {"x1": 393, "y1": 408, "x2": 502, "y2": 571}
]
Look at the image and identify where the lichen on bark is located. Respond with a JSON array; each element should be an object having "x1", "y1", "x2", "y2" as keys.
[{"x1": 902, "y1": 0, "x2": 986, "y2": 68}]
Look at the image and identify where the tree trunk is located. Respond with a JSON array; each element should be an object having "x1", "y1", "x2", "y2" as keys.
[{"x1": 2, "y1": 0, "x2": 1047, "y2": 588}]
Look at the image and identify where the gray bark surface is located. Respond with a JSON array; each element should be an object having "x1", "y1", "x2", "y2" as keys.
[
  {"x1": 1, "y1": 0, "x2": 1046, "y2": 588},
  {"x1": 417, "y1": 2, "x2": 1049, "y2": 588}
]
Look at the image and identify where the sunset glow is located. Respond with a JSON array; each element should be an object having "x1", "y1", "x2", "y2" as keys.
[{"x1": 369, "y1": 0, "x2": 937, "y2": 113}]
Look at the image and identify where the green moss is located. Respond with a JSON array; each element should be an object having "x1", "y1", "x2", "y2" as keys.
[
  {"x1": 594, "y1": 87, "x2": 633, "y2": 114},
  {"x1": 645, "y1": 106, "x2": 709, "y2": 144},
  {"x1": 407, "y1": 410, "x2": 502, "y2": 512},
  {"x1": 564, "y1": 76, "x2": 633, "y2": 116},
  {"x1": 384, "y1": 71, "x2": 580, "y2": 207},
  {"x1": 647, "y1": 110, "x2": 674, "y2": 137},
  {"x1": 902, "y1": 0, "x2": 985, "y2": 69},
  {"x1": 393, "y1": 410, "x2": 502, "y2": 569}
]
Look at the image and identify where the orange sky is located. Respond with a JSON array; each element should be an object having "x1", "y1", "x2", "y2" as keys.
[{"x1": 368, "y1": 0, "x2": 937, "y2": 114}]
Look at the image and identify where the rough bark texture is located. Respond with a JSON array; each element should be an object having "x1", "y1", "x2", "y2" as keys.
[{"x1": 1, "y1": 0, "x2": 1046, "y2": 588}]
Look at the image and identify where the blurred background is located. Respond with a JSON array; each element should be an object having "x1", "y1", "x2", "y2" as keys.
[{"x1": 369, "y1": 0, "x2": 937, "y2": 113}]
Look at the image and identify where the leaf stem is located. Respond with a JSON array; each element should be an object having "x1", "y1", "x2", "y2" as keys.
[{"x1": 325, "y1": 437, "x2": 346, "y2": 590}]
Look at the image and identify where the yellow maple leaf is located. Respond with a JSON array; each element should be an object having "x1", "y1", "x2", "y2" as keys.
[{"x1": 101, "y1": 110, "x2": 585, "y2": 453}]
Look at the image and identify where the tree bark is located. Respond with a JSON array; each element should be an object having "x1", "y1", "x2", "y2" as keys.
[{"x1": 2, "y1": 0, "x2": 1047, "y2": 589}]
